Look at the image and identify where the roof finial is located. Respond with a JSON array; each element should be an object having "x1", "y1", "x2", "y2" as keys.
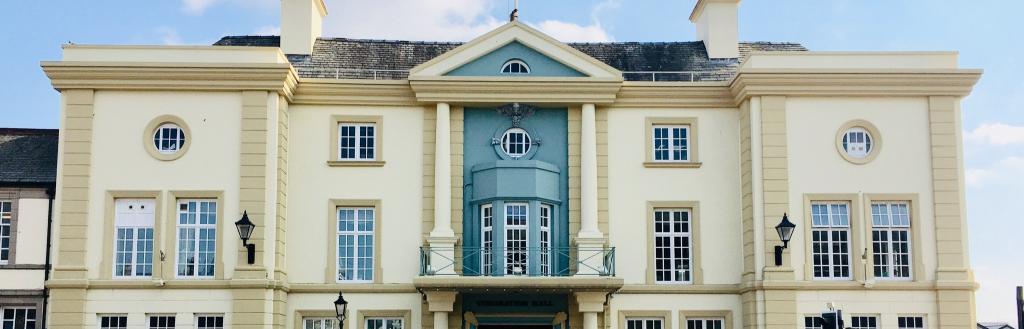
[{"x1": 510, "y1": 0, "x2": 519, "y2": 21}]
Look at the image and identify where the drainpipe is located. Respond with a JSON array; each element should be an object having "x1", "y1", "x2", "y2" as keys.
[{"x1": 42, "y1": 186, "x2": 55, "y2": 329}]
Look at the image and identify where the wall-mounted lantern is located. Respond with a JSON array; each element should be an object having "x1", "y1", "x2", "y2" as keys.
[
  {"x1": 334, "y1": 291, "x2": 349, "y2": 328},
  {"x1": 233, "y1": 211, "x2": 256, "y2": 265},
  {"x1": 774, "y1": 213, "x2": 796, "y2": 266}
]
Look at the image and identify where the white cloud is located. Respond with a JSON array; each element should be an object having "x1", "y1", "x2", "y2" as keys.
[
  {"x1": 534, "y1": 20, "x2": 611, "y2": 42},
  {"x1": 158, "y1": 27, "x2": 183, "y2": 45},
  {"x1": 321, "y1": 0, "x2": 614, "y2": 42},
  {"x1": 966, "y1": 156, "x2": 1024, "y2": 187},
  {"x1": 182, "y1": 0, "x2": 217, "y2": 15},
  {"x1": 974, "y1": 265, "x2": 1024, "y2": 324},
  {"x1": 966, "y1": 123, "x2": 1024, "y2": 145},
  {"x1": 181, "y1": 0, "x2": 277, "y2": 15},
  {"x1": 254, "y1": 25, "x2": 281, "y2": 36}
]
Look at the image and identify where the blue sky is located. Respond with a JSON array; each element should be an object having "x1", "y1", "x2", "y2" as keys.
[{"x1": 2, "y1": 0, "x2": 1022, "y2": 323}]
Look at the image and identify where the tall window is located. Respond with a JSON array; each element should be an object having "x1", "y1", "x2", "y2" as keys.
[
  {"x1": 539, "y1": 204, "x2": 552, "y2": 275},
  {"x1": 338, "y1": 123, "x2": 376, "y2": 161},
  {"x1": 337, "y1": 207, "x2": 374, "y2": 282},
  {"x1": 653, "y1": 209, "x2": 692, "y2": 283},
  {"x1": 303, "y1": 317, "x2": 337, "y2": 329},
  {"x1": 148, "y1": 315, "x2": 176, "y2": 329},
  {"x1": 897, "y1": 316, "x2": 925, "y2": 329},
  {"x1": 811, "y1": 202, "x2": 851, "y2": 279},
  {"x1": 99, "y1": 315, "x2": 128, "y2": 329},
  {"x1": 0, "y1": 201, "x2": 10, "y2": 264},
  {"x1": 504, "y1": 203, "x2": 529, "y2": 275},
  {"x1": 114, "y1": 199, "x2": 155, "y2": 278},
  {"x1": 500, "y1": 128, "x2": 532, "y2": 158},
  {"x1": 365, "y1": 317, "x2": 404, "y2": 329},
  {"x1": 686, "y1": 318, "x2": 724, "y2": 329},
  {"x1": 480, "y1": 204, "x2": 493, "y2": 275},
  {"x1": 501, "y1": 59, "x2": 530, "y2": 74},
  {"x1": 871, "y1": 201, "x2": 912, "y2": 279},
  {"x1": 177, "y1": 200, "x2": 217, "y2": 278},
  {"x1": 1, "y1": 308, "x2": 36, "y2": 329},
  {"x1": 803, "y1": 317, "x2": 823, "y2": 329},
  {"x1": 652, "y1": 125, "x2": 690, "y2": 162},
  {"x1": 196, "y1": 315, "x2": 224, "y2": 329},
  {"x1": 850, "y1": 316, "x2": 878, "y2": 329},
  {"x1": 626, "y1": 318, "x2": 664, "y2": 329}
]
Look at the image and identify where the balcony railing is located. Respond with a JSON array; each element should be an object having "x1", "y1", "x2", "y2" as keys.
[
  {"x1": 419, "y1": 246, "x2": 615, "y2": 277},
  {"x1": 293, "y1": 67, "x2": 736, "y2": 82}
]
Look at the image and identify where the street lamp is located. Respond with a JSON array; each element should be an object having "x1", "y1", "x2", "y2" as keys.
[
  {"x1": 334, "y1": 291, "x2": 349, "y2": 327},
  {"x1": 233, "y1": 211, "x2": 256, "y2": 265},
  {"x1": 774, "y1": 213, "x2": 796, "y2": 266}
]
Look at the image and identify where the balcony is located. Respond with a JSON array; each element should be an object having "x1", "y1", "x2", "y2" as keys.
[{"x1": 419, "y1": 246, "x2": 615, "y2": 277}]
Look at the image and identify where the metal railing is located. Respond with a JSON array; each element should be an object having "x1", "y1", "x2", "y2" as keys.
[
  {"x1": 419, "y1": 246, "x2": 615, "y2": 277},
  {"x1": 293, "y1": 67, "x2": 735, "y2": 82}
]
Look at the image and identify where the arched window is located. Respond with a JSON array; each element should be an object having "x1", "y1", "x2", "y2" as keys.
[
  {"x1": 501, "y1": 59, "x2": 530, "y2": 74},
  {"x1": 501, "y1": 128, "x2": 532, "y2": 158}
]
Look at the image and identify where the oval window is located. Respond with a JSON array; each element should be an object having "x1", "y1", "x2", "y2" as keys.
[
  {"x1": 501, "y1": 59, "x2": 530, "y2": 74},
  {"x1": 501, "y1": 128, "x2": 532, "y2": 158},
  {"x1": 841, "y1": 127, "x2": 872, "y2": 158},
  {"x1": 153, "y1": 123, "x2": 187, "y2": 154}
]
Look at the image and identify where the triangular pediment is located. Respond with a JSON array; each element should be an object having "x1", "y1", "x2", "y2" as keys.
[{"x1": 409, "y1": 22, "x2": 622, "y2": 80}]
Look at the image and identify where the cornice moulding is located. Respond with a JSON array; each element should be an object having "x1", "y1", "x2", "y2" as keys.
[{"x1": 730, "y1": 69, "x2": 983, "y2": 102}]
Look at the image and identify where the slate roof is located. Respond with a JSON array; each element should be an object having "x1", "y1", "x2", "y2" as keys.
[
  {"x1": 215, "y1": 36, "x2": 806, "y2": 81},
  {"x1": 0, "y1": 129, "x2": 59, "y2": 185},
  {"x1": 978, "y1": 323, "x2": 1016, "y2": 329}
]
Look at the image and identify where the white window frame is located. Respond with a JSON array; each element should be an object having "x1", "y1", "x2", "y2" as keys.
[
  {"x1": 539, "y1": 204, "x2": 552, "y2": 276},
  {"x1": 153, "y1": 123, "x2": 186, "y2": 154},
  {"x1": 1, "y1": 307, "x2": 37, "y2": 329},
  {"x1": 500, "y1": 128, "x2": 532, "y2": 158},
  {"x1": 871, "y1": 201, "x2": 913, "y2": 280},
  {"x1": 113, "y1": 199, "x2": 156, "y2": 278},
  {"x1": 303, "y1": 317, "x2": 338, "y2": 329},
  {"x1": 842, "y1": 127, "x2": 873, "y2": 158},
  {"x1": 0, "y1": 201, "x2": 11, "y2": 264},
  {"x1": 810, "y1": 202, "x2": 852, "y2": 280},
  {"x1": 176, "y1": 199, "x2": 217, "y2": 279},
  {"x1": 501, "y1": 59, "x2": 530, "y2": 74},
  {"x1": 897, "y1": 316, "x2": 926, "y2": 329},
  {"x1": 337, "y1": 207, "x2": 375, "y2": 283},
  {"x1": 195, "y1": 315, "x2": 225, "y2": 329},
  {"x1": 338, "y1": 123, "x2": 377, "y2": 161},
  {"x1": 480, "y1": 204, "x2": 494, "y2": 276},
  {"x1": 652, "y1": 125, "x2": 690, "y2": 162},
  {"x1": 99, "y1": 315, "x2": 128, "y2": 329},
  {"x1": 653, "y1": 208, "x2": 692, "y2": 284},
  {"x1": 147, "y1": 314, "x2": 176, "y2": 329},
  {"x1": 850, "y1": 315, "x2": 878, "y2": 329},
  {"x1": 686, "y1": 318, "x2": 724, "y2": 329},
  {"x1": 625, "y1": 317, "x2": 664, "y2": 329},
  {"x1": 365, "y1": 317, "x2": 404, "y2": 329},
  {"x1": 504, "y1": 203, "x2": 529, "y2": 275}
]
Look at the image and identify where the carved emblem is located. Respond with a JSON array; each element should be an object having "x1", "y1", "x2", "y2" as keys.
[{"x1": 496, "y1": 103, "x2": 535, "y2": 128}]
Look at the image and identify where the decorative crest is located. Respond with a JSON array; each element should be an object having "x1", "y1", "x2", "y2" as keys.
[{"x1": 496, "y1": 103, "x2": 535, "y2": 127}]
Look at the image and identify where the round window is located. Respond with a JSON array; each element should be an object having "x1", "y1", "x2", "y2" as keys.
[
  {"x1": 501, "y1": 128, "x2": 532, "y2": 158},
  {"x1": 841, "y1": 127, "x2": 872, "y2": 158},
  {"x1": 153, "y1": 123, "x2": 186, "y2": 154}
]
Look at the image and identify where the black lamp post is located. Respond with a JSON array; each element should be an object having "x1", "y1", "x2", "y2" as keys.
[
  {"x1": 234, "y1": 211, "x2": 256, "y2": 265},
  {"x1": 774, "y1": 213, "x2": 796, "y2": 266},
  {"x1": 334, "y1": 291, "x2": 349, "y2": 327}
]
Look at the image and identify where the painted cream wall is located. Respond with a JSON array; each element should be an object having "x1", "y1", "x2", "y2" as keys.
[
  {"x1": 14, "y1": 198, "x2": 49, "y2": 264},
  {"x1": 286, "y1": 105, "x2": 425, "y2": 284},
  {"x1": 88, "y1": 90, "x2": 243, "y2": 279},
  {"x1": 287, "y1": 293, "x2": 422, "y2": 329},
  {"x1": 605, "y1": 107, "x2": 742, "y2": 284},
  {"x1": 610, "y1": 294, "x2": 742, "y2": 328},
  {"x1": 796, "y1": 290, "x2": 936, "y2": 327},
  {"x1": 785, "y1": 97, "x2": 937, "y2": 281},
  {"x1": 84, "y1": 289, "x2": 235, "y2": 327}
]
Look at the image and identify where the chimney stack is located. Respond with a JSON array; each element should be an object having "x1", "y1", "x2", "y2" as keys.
[
  {"x1": 281, "y1": 0, "x2": 328, "y2": 55},
  {"x1": 689, "y1": 0, "x2": 740, "y2": 59}
]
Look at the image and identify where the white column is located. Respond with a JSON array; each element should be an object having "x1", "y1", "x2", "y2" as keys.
[
  {"x1": 575, "y1": 292, "x2": 605, "y2": 329},
  {"x1": 428, "y1": 103, "x2": 458, "y2": 275},
  {"x1": 583, "y1": 313, "x2": 598, "y2": 329},
  {"x1": 579, "y1": 103, "x2": 601, "y2": 239},
  {"x1": 434, "y1": 312, "x2": 449, "y2": 329}
]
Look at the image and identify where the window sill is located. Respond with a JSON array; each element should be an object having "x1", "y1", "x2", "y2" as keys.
[
  {"x1": 327, "y1": 160, "x2": 386, "y2": 167},
  {"x1": 643, "y1": 161, "x2": 702, "y2": 168}
]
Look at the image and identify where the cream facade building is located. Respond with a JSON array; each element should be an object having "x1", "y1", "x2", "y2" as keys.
[{"x1": 40, "y1": 0, "x2": 981, "y2": 328}]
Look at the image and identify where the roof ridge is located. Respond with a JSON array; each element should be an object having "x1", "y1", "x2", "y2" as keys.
[{"x1": 0, "y1": 128, "x2": 59, "y2": 136}]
